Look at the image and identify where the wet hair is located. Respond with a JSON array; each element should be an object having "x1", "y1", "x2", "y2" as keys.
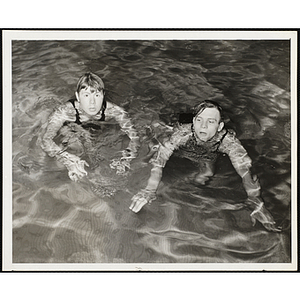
[
  {"x1": 76, "y1": 72, "x2": 106, "y2": 121},
  {"x1": 76, "y1": 72, "x2": 105, "y2": 93},
  {"x1": 194, "y1": 100, "x2": 224, "y2": 123}
]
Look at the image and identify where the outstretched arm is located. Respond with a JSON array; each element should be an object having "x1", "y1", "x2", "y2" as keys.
[
  {"x1": 242, "y1": 172, "x2": 280, "y2": 232},
  {"x1": 129, "y1": 144, "x2": 171, "y2": 213},
  {"x1": 106, "y1": 102, "x2": 140, "y2": 174},
  {"x1": 129, "y1": 165, "x2": 163, "y2": 212},
  {"x1": 129, "y1": 125, "x2": 189, "y2": 212},
  {"x1": 220, "y1": 132, "x2": 280, "y2": 232},
  {"x1": 41, "y1": 104, "x2": 70, "y2": 157},
  {"x1": 41, "y1": 102, "x2": 89, "y2": 182}
]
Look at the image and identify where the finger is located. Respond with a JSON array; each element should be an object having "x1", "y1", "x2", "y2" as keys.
[
  {"x1": 250, "y1": 215, "x2": 256, "y2": 226},
  {"x1": 131, "y1": 204, "x2": 142, "y2": 213},
  {"x1": 131, "y1": 199, "x2": 147, "y2": 213},
  {"x1": 266, "y1": 224, "x2": 278, "y2": 232},
  {"x1": 69, "y1": 172, "x2": 78, "y2": 182},
  {"x1": 78, "y1": 160, "x2": 86, "y2": 169},
  {"x1": 78, "y1": 172, "x2": 86, "y2": 180},
  {"x1": 129, "y1": 199, "x2": 137, "y2": 210},
  {"x1": 269, "y1": 225, "x2": 282, "y2": 233},
  {"x1": 263, "y1": 223, "x2": 272, "y2": 231},
  {"x1": 263, "y1": 222, "x2": 281, "y2": 232},
  {"x1": 78, "y1": 164, "x2": 88, "y2": 175},
  {"x1": 75, "y1": 173, "x2": 81, "y2": 181},
  {"x1": 129, "y1": 194, "x2": 140, "y2": 209},
  {"x1": 130, "y1": 199, "x2": 141, "y2": 212}
]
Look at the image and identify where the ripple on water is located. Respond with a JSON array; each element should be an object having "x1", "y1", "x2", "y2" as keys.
[{"x1": 11, "y1": 40, "x2": 291, "y2": 264}]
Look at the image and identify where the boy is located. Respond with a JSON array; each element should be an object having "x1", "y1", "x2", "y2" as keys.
[
  {"x1": 130, "y1": 100, "x2": 280, "y2": 232},
  {"x1": 41, "y1": 72, "x2": 139, "y2": 181}
]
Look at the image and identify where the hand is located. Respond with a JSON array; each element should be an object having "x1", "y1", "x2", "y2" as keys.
[
  {"x1": 250, "y1": 202, "x2": 281, "y2": 232},
  {"x1": 57, "y1": 152, "x2": 89, "y2": 182},
  {"x1": 109, "y1": 147, "x2": 137, "y2": 175},
  {"x1": 129, "y1": 189, "x2": 156, "y2": 213},
  {"x1": 110, "y1": 157, "x2": 131, "y2": 175},
  {"x1": 121, "y1": 147, "x2": 137, "y2": 160}
]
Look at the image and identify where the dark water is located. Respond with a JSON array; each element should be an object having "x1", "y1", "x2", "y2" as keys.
[{"x1": 12, "y1": 40, "x2": 291, "y2": 264}]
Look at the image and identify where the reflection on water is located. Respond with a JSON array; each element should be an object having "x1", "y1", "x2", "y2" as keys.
[{"x1": 12, "y1": 40, "x2": 291, "y2": 264}]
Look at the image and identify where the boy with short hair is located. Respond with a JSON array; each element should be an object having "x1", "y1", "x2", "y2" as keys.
[
  {"x1": 41, "y1": 72, "x2": 139, "y2": 181},
  {"x1": 130, "y1": 100, "x2": 280, "y2": 232}
]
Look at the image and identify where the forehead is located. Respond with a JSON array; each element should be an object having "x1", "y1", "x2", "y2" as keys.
[
  {"x1": 196, "y1": 107, "x2": 221, "y2": 120},
  {"x1": 79, "y1": 86, "x2": 102, "y2": 93}
]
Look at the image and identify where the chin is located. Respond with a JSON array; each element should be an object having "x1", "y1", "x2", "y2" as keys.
[
  {"x1": 88, "y1": 109, "x2": 100, "y2": 115},
  {"x1": 196, "y1": 133, "x2": 209, "y2": 142}
]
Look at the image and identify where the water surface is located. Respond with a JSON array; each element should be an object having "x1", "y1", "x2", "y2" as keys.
[{"x1": 12, "y1": 40, "x2": 291, "y2": 264}]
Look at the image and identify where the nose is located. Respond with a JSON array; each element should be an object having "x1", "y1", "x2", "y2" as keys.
[
  {"x1": 90, "y1": 96, "x2": 95, "y2": 104},
  {"x1": 201, "y1": 121, "x2": 208, "y2": 128}
]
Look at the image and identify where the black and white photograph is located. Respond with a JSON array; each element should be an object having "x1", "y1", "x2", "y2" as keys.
[{"x1": 2, "y1": 30, "x2": 297, "y2": 271}]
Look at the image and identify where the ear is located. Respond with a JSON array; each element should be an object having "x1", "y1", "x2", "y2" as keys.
[
  {"x1": 218, "y1": 121, "x2": 224, "y2": 132},
  {"x1": 75, "y1": 92, "x2": 79, "y2": 102}
]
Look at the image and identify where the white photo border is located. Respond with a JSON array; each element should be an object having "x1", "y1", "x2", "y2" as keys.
[{"x1": 3, "y1": 29, "x2": 298, "y2": 271}]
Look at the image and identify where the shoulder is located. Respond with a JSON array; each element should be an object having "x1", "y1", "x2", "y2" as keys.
[
  {"x1": 106, "y1": 101, "x2": 126, "y2": 114},
  {"x1": 106, "y1": 101, "x2": 122, "y2": 110},
  {"x1": 169, "y1": 123, "x2": 192, "y2": 145},
  {"x1": 55, "y1": 100, "x2": 76, "y2": 112},
  {"x1": 49, "y1": 100, "x2": 76, "y2": 120},
  {"x1": 106, "y1": 101, "x2": 114, "y2": 109},
  {"x1": 223, "y1": 128, "x2": 237, "y2": 141},
  {"x1": 174, "y1": 123, "x2": 192, "y2": 135},
  {"x1": 219, "y1": 128, "x2": 245, "y2": 153}
]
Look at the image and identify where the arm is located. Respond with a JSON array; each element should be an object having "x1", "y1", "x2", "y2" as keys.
[
  {"x1": 41, "y1": 103, "x2": 71, "y2": 157},
  {"x1": 129, "y1": 165, "x2": 163, "y2": 213},
  {"x1": 129, "y1": 144, "x2": 172, "y2": 213},
  {"x1": 106, "y1": 102, "x2": 140, "y2": 174},
  {"x1": 41, "y1": 102, "x2": 89, "y2": 182},
  {"x1": 220, "y1": 132, "x2": 280, "y2": 232},
  {"x1": 130, "y1": 125, "x2": 190, "y2": 213}
]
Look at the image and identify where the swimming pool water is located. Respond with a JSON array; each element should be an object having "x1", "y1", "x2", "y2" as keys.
[{"x1": 12, "y1": 39, "x2": 291, "y2": 264}]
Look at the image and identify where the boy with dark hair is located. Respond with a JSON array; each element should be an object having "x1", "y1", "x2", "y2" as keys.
[
  {"x1": 41, "y1": 72, "x2": 139, "y2": 181},
  {"x1": 130, "y1": 100, "x2": 280, "y2": 232}
]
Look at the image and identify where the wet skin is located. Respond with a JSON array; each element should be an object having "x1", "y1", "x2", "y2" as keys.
[
  {"x1": 193, "y1": 107, "x2": 224, "y2": 142},
  {"x1": 76, "y1": 86, "x2": 104, "y2": 116}
]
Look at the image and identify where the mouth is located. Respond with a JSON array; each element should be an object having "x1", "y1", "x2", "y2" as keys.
[
  {"x1": 196, "y1": 131, "x2": 209, "y2": 141},
  {"x1": 89, "y1": 107, "x2": 96, "y2": 112}
]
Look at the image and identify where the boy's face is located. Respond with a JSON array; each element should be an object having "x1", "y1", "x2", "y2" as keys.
[
  {"x1": 76, "y1": 86, "x2": 104, "y2": 116},
  {"x1": 193, "y1": 107, "x2": 224, "y2": 142}
]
